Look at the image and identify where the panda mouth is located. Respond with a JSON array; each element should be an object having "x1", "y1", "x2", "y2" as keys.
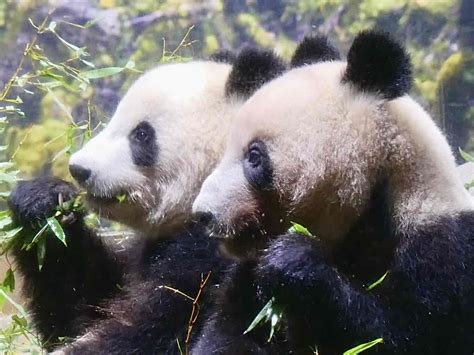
[
  {"x1": 204, "y1": 219, "x2": 265, "y2": 240},
  {"x1": 86, "y1": 191, "x2": 129, "y2": 205}
]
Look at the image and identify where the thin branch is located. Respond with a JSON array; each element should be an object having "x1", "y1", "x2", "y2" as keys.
[
  {"x1": 157, "y1": 285, "x2": 195, "y2": 302},
  {"x1": 0, "y1": 14, "x2": 51, "y2": 101},
  {"x1": 185, "y1": 271, "x2": 212, "y2": 354}
]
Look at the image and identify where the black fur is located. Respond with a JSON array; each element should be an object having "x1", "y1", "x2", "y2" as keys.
[
  {"x1": 343, "y1": 31, "x2": 412, "y2": 99},
  {"x1": 290, "y1": 35, "x2": 341, "y2": 68},
  {"x1": 210, "y1": 49, "x2": 237, "y2": 64},
  {"x1": 253, "y1": 213, "x2": 474, "y2": 354},
  {"x1": 64, "y1": 225, "x2": 231, "y2": 354},
  {"x1": 129, "y1": 121, "x2": 158, "y2": 166},
  {"x1": 8, "y1": 178, "x2": 124, "y2": 349},
  {"x1": 8, "y1": 178, "x2": 231, "y2": 352},
  {"x1": 191, "y1": 262, "x2": 288, "y2": 355},
  {"x1": 225, "y1": 47, "x2": 287, "y2": 99}
]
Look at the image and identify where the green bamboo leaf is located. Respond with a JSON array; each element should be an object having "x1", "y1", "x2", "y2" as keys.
[
  {"x1": 37, "y1": 237, "x2": 46, "y2": 271},
  {"x1": 244, "y1": 297, "x2": 274, "y2": 335},
  {"x1": 26, "y1": 223, "x2": 48, "y2": 250},
  {"x1": 288, "y1": 221, "x2": 314, "y2": 238},
  {"x1": 2, "y1": 226, "x2": 23, "y2": 240},
  {"x1": 47, "y1": 217, "x2": 67, "y2": 246},
  {"x1": 82, "y1": 60, "x2": 135, "y2": 79},
  {"x1": 459, "y1": 148, "x2": 474, "y2": 163},
  {"x1": 366, "y1": 271, "x2": 389, "y2": 291},
  {"x1": 0, "y1": 216, "x2": 12, "y2": 230},
  {"x1": 0, "y1": 171, "x2": 19, "y2": 183},
  {"x1": 244, "y1": 297, "x2": 283, "y2": 341},
  {"x1": 267, "y1": 306, "x2": 283, "y2": 341},
  {"x1": 2, "y1": 268, "x2": 15, "y2": 292},
  {"x1": 82, "y1": 66, "x2": 127, "y2": 79},
  {"x1": 0, "y1": 288, "x2": 27, "y2": 317},
  {"x1": 343, "y1": 338, "x2": 383, "y2": 355},
  {"x1": 11, "y1": 314, "x2": 27, "y2": 328}
]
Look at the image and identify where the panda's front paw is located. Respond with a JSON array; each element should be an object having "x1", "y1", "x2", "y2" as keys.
[
  {"x1": 8, "y1": 177, "x2": 78, "y2": 228},
  {"x1": 255, "y1": 233, "x2": 328, "y2": 303}
]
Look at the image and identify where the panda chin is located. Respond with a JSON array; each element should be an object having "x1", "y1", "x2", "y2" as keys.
[
  {"x1": 206, "y1": 221, "x2": 270, "y2": 260},
  {"x1": 84, "y1": 192, "x2": 134, "y2": 219}
]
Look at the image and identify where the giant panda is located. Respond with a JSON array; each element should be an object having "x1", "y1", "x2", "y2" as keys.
[
  {"x1": 192, "y1": 31, "x2": 474, "y2": 354},
  {"x1": 8, "y1": 48, "x2": 286, "y2": 353}
]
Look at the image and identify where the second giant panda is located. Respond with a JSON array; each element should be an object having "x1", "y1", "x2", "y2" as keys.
[
  {"x1": 192, "y1": 32, "x2": 474, "y2": 354},
  {"x1": 8, "y1": 49, "x2": 286, "y2": 353}
]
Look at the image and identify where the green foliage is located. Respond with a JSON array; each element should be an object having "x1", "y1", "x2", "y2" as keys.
[
  {"x1": 366, "y1": 271, "x2": 389, "y2": 291},
  {"x1": 288, "y1": 221, "x2": 315, "y2": 238},
  {"x1": 244, "y1": 297, "x2": 284, "y2": 342},
  {"x1": 343, "y1": 338, "x2": 384, "y2": 354}
]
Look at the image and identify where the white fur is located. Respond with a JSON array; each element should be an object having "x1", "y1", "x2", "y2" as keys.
[
  {"x1": 194, "y1": 61, "x2": 474, "y2": 244},
  {"x1": 70, "y1": 61, "x2": 242, "y2": 237}
]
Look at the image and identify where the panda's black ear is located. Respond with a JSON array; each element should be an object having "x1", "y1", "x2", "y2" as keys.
[
  {"x1": 225, "y1": 47, "x2": 287, "y2": 99},
  {"x1": 210, "y1": 49, "x2": 237, "y2": 64},
  {"x1": 343, "y1": 31, "x2": 412, "y2": 100},
  {"x1": 290, "y1": 35, "x2": 340, "y2": 68}
]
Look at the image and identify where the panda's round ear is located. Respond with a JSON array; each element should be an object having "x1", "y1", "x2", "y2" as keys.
[
  {"x1": 342, "y1": 31, "x2": 412, "y2": 100},
  {"x1": 290, "y1": 35, "x2": 340, "y2": 68},
  {"x1": 225, "y1": 47, "x2": 287, "y2": 99},
  {"x1": 210, "y1": 49, "x2": 237, "y2": 64}
]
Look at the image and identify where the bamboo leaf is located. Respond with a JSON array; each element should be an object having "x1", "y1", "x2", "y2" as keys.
[
  {"x1": 2, "y1": 268, "x2": 15, "y2": 292},
  {"x1": 82, "y1": 61, "x2": 135, "y2": 79},
  {"x1": 244, "y1": 297, "x2": 283, "y2": 341},
  {"x1": 0, "y1": 216, "x2": 12, "y2": 230},
  {"x1": 47, "y1": 217, "x2": 67, "y2": 246},
  {"x1": 366, "y1": 271, "x2": 389, "y2": 291},
  {"x1": 288, "y1": 221, "x2": 314, "y2": 238},
  {"x1": 244, "y1": 297, "x2": 274, "y2": 335},
  {"x1": 0, "y1": 288, "x2": 27, "y2": 317},
  {"x1": 37, "y1": 237, "x2": 46, "y2": 271},
  {"x1": 82, "y1": 66, "x2": 126, "y2": 79},
  {"x1": 459, "y1": 148, "x2": 474, "y2": 163},
  {"x1": 26, "y1": 223, "x2": 48, "y2": 250},
  {"x1": 343, "y1": 338, "x2": 383, "y2": 355},
  {"x1": 2, "y1": 226, "x2": 23, "y2": 240}
]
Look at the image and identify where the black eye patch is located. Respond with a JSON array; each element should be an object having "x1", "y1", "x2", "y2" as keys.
[
  {"x1": 129, "y1": 121, "x2": 158, "y2": 166},
  {"x1": 243, "y1": 140, "x2": 273, "y2": 191}
]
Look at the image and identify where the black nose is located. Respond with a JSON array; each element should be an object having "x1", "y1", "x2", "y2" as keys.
[
  {"x1": 69, "y1": 164, "x2": 91, "y2": 185},
  {"x1": 194, "y1": 212, "x2": 214, "y2": 226}
]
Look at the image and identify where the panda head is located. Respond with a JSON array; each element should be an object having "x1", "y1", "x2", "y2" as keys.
[
  {"x1": 193, "y1": 31, "x2": 473, "y2": 254},
  {"x1": 69, "y1": 51, "x2": 285, "y2": 237}
]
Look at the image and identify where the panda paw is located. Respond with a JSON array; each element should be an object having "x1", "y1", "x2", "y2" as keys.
[
  {"x1": 8, "y1": 177, "x2": 79, "y2": 228},
  {"x1": 255, "y1": 233, "x2": 329, "y2": 303}
]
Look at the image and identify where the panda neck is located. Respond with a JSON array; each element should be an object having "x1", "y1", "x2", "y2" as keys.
[{"x1": 384, "y1": 96, "x2": 474, "y2": 233}]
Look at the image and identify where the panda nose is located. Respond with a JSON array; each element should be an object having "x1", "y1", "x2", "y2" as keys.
[
  {"x1": 69, "y1": 164, "x2": 91, "y2": 185},
  {"x1": 194, "y1": 212, "x2": 214, "y2": 227}
]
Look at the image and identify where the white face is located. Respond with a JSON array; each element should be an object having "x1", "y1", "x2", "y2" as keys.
[
  {"x1": 194, "y1": 62, "x2": 386, "y2": 243},
  {"x1": 70, "y1": 61, "x2": 237, "y2": 236}
]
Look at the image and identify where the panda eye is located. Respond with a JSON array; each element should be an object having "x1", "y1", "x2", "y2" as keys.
[
  {"x1": 247, "y1": 146, "x2": 262, "y2": 167},
  {"x1": 129, "y1": 121, "x2": 158, "y2": 166},
  {"x1": 135, "y1": 128, "x2": 148, "y2": 142},
  {"x1": 243, "y1": 140, "x2": 273, "y2": 190}
]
